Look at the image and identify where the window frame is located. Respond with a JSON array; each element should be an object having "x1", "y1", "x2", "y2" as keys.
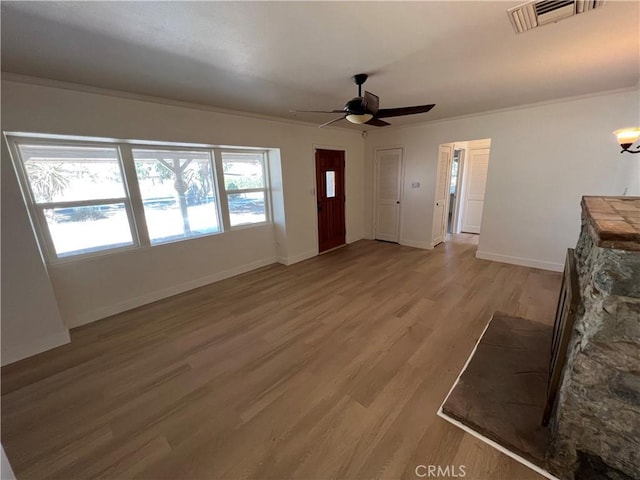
[
  {"x1": 216, "y1": 149, "x2": 271, "y2": 230},
  {"x1": 6, "y1": 134, "x2": 272, "y2": 264},
  {"x1": 8, "y1": 137, "x2": 142, "y2": 262},
  {"x1": 128, "y1": 144, "x2": 223, "y2": 246}
]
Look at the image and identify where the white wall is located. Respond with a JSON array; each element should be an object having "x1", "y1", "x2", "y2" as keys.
[
  {"x1": 1, "y1": 445, "x2": 16, "y2": 480},
  {"x1": 1, "y1": 79, "x2": 364, "y2": 337},
  {"x1": 2, "y1": 78, "x2": 637, "y2": 363},
  {"x1": 1, "y1": 139, "x2": 70, "y2": 365},
  {"x1": 365, "y1": 88, "x2": 640, "y2": 271}
]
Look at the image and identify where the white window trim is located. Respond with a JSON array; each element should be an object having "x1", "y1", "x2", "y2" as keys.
[
  {"x1": 129, "y1": 145, "x2": 224, "y2": 246},
  {"x1": 218, "y1": 149, "x2": 271, "y2": 230},
  {"x1": 7, "y1": 138, "x2": 141, "y2": 262},
  {"x1": 5, "y1": 133, "x2": 272, "y2": 264}
]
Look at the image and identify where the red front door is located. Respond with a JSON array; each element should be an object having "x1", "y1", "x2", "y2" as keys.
[{"x1": 315, "y1": 149, "x2": 346, "y2": 253}]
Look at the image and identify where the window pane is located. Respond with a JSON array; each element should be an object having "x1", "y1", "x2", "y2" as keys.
[
  {"x1": 221, "y1": 152, "x2": 265, "y2": 190},
  {"x1": 326, "y1": 171, "x2": 336, "y2": 198},
  {"x1": 18, "y1": 144, "x2": 125, "y2": 203},
  {"x1": 132, "y1": 149, "x2": 220, "y2": 244},
  {"x1": 228, "y1": 192, "x2": 266, "y2": 226},
  {"x1": 44, "y1": 203, "x2": 133, "y2": 257}
]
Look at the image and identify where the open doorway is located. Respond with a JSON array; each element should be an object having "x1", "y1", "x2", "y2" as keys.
[
  {"x1": 447, "y1": 148, "x2": 464, "y2": 234},
  {"x1": 432, "y1": 138, "x2": 491, "y2": 247}
]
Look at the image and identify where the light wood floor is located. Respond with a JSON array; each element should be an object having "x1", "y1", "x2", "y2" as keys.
[{"x1": 2, "y1": 235, "x2": 562, "y2": 480}]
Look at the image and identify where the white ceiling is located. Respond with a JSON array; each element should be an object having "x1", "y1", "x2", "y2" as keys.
[{"x1": 1, "y1": 1, "x2": 639, "y2": 129}]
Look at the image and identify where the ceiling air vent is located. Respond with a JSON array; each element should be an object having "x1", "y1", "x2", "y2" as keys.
[{"x1": 507, "y1": 0, "x2": 605, "y2": 34}]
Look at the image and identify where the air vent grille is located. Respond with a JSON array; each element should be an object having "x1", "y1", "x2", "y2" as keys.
[
  {"x1": 507, "y1": 0, "x2": 605, "y2": 34},
  {"x1": 536, "y1": 0, "x2": 573, "y2": 16}
]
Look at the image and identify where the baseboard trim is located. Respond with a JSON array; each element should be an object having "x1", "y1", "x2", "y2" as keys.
[
  {"x1": 1, "y1": 330, "x2": 71, "y2": 366},
  {"x1": 476, "y1": 251, "x2": 563, "y2": 272},
  {"x1": 66, "y1": 256, "x2": 278, "y2": 328},
  {"x1": 400, "y1": 239, "x2": 432, "y2": 250},
  {"x1": 278, "y1": 249, "x2": 317, "y2": 266}
]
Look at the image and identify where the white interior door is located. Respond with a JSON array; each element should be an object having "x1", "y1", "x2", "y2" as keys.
[
  {"x1": 461, "y1": 148, "x2": 490, "y2": 234},
  {"x1": 375, "y1": 148, "x2": 403, "y2": 243},
  {"x1": 431, "y1": 144, "x2": 452, "y2": 247}
]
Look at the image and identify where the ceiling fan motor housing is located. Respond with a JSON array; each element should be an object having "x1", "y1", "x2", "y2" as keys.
[{"x1": 345, "y1": 97, "x2": 366, "y2": 114}]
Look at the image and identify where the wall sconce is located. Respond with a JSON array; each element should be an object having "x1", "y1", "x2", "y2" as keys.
[{"x1": 613, "y1": 127, "x2": 640, "y2": 154}]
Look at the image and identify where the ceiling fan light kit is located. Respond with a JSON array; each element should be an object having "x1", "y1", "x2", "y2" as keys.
[
  {"x1": 291, "y1": 73, "x2": 435, "y2": 128},
  {"x1": 346, "y1": 113, "x2": 373, "y2": 124}
]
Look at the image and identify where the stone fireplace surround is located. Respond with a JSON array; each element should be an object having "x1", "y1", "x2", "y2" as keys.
[
  {"x1": 549, "y1": 196, "x2": 640, "y2": 480},
  {"x1": 439, "y1": 196, "x2": 639, "y2": 480}
]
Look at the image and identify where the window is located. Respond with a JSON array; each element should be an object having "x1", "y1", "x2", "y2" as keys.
[
  {"x1": 132, "y1": 148, "x2": 220, "y2": 244},
  {"x1": 220, "y1": 151, "x2": 268, "y2": 227},
  {"x1": 325, "y1": 171, "x2": 336, "y2": 198},
  {"x1": 8, "y1": 135, "x2": 271, "y2": 262},
  {"x1": 15, "y1": 142, "x2": 136, "y2": 258}
]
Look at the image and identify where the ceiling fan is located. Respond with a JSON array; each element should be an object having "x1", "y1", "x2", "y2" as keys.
[{"x1": 291, "y1": 73, "x2": 435, "y2": 128}]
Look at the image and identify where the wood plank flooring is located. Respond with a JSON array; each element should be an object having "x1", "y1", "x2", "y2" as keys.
[{"x1": 1, "y1": 235, "x2": 562, "y2": 479}]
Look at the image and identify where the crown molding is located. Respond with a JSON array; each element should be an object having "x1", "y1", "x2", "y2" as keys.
[
  {"x1": 364, "y1": 84, "x2": 640, "y2": 134},
  {"x1": 0, "y1": 72, "x2": 362, "y2": 135},
  {"x1": 4, "y1": 72, "x2": 636, "y2": 137}
]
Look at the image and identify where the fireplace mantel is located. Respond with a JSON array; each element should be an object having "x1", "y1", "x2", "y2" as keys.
[{"x1": 581, "y1": 196, "x2": 640, "y2": 251}]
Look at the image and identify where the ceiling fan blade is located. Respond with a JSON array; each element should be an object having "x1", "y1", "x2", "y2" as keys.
[
  {"x1": 376, "y1": 104, "x2": 435, "y2": 118},
  {"x1": 363, "y1": 91, "x2": 379, "y2": 115},
  {"x1": 290, "y1": 109, "x2": 345, "y2": 114},
  {"x1": 365, "y1": 118, "x2": 390, "y2": 127},
  {"x1": 319, "y1": 116, "x2": 346, "y2": 128}
]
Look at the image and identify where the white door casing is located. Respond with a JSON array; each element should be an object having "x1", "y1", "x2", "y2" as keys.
[
  {"x1": 432, "y1": 144, "x2": 453, "y2": 247},
  {"x1": 461, "y1": 148, "x2": 490, "y2": 234},
  {"x1": 375, "y1": 148, "x2": 403, "y2": 243}
]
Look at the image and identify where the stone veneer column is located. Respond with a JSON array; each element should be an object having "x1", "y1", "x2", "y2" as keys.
[{"x1": 549, "y1": 197, "x2": 640, "y2": 480}]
